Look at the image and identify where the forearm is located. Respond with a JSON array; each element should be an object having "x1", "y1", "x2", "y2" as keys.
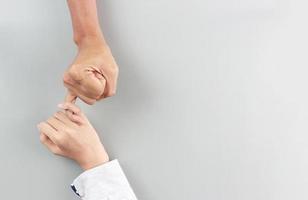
[{"x1": 67, "y1": 0, "x2": 106, "y2": 48}]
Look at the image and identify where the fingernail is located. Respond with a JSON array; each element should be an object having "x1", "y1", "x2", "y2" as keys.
[{"x1": 58, "y1": 103, "x2": 65, "y2": 108}]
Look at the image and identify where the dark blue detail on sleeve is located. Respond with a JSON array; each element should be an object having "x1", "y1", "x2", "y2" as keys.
[{"x1": 71, "y1": 185, "x2": 80, "y2": 197}]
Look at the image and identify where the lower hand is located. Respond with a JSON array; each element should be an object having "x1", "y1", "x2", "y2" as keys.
[{"x1": 37, "y1": 102, "x2": 109, "y2": 170}]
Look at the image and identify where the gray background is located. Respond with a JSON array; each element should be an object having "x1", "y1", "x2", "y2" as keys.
[{"x1": 0, "y1": 0, "x2": 308, "y2": 199}]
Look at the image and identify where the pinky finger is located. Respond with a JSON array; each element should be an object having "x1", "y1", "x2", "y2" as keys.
[
  {"x1": 65, "y1": 91, "x2": 77, "y2": 104},
  {"x1": 64, "y1": 110, "x2": 84, "y2": 125}
]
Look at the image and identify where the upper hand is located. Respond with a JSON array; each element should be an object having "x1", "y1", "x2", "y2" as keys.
[{"x1": 63, "y1": 43, "x2": 118, "y2": 104}]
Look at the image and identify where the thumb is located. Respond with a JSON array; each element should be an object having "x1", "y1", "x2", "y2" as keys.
[{"x1": 65, "y1": 91, "x2": 77, "y2": 104}]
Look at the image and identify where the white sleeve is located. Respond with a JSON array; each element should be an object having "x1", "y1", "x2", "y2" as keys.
[{"x1": 71, "y1": 160, "x2": 138, "y2": 200}]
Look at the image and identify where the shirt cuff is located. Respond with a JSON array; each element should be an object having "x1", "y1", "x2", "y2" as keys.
[{"x1": 71, "y1": 159, "x2": 137, "y2": 200}]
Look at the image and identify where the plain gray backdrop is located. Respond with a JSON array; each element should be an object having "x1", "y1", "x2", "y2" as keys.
[{"x1": 1, "y1": 0, "x2": 308, "y2": 199}]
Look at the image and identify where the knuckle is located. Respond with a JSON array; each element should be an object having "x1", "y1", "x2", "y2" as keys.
[
  {"x1": 107, "y1": 89, "x2": 116, "y2": 97},
  {"x1": 54, "y1": 112, "x2": 60, "y2": 118},
  {"x1": 115, "y1": 65, "x2": 119, "y2": 74},
  {"x1": 63, "y1": 66, "x2": 79, "y2": 84},
  {"x1": 52, "y1": 149, "x2": 61, "y2": 156},
  {"x1": 63, "y1": 72, "x2": 71, "y2": 84},
  {"x1": 109, "y1": 66, "x2": 119, "y2": 78},
  {"x1": 54, "y1": 133, "x2": 65, "y2": 143},
  {"x1": 68, "y1": 65, "x2": 80, "y2": 79},
  {"x1": 55, "y1": 111, "x2": 64, "y2": 119},
  {"x1": 58, "y1": 111, "x2": 66, "y2": 116},
  {"x1": 67, "y1": 128, "x2": 76, "y2": 135},
  {"x1": 63, "y1": 127, "x2": 71, "y2": 133},
  {"x1": 59, "y1": 128, "x2": 75, "y2": 137},
  {"x1": 86, "y1": 99, "x2": 96, "y2": 105},
  {"x1": 112, "y1": 65, "x2": 119, "y2": 74},
  {"x1": 55, "y1": 139, "x2": 65, "y2": 148}
]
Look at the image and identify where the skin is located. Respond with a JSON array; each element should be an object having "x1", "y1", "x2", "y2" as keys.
[
  {"x1": 64, "y1": 0, "x2": 119, "y2": 105},
  {"x1": 37, "y1": 103, "x2": 109, "y2": 170}
]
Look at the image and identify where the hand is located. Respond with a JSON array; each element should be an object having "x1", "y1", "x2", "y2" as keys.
[
  {"x1": 63, "y1": 40, "x2": 119, "y2": 105},
  {"x1": 37, "y1": 102, "x2": 109, "y2": 170}
]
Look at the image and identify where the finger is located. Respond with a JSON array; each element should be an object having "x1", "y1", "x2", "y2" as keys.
[
  {"x1": 47, "y1": 116, "x2": 66, "y2": 131},
  {"x1": 58, "y1": 102, "x2": 81, "y2": 115},
  {"x1": 66, "y1": 111, "x2": 84, "y2": 125},
  {"x1": 100, "y1": 62, "x2": 119, "y2": 99},
  {"x1": 94, "y1": 71, "x2": 104, "y2": 79},
  {"x1": 63, "y1": 82, "x2": 97, "y2": 105},
  {"x1": 70, "y1": 114, "x2": 84, "y2": 125},
  {"x1": 64, "y1": 68, "x2": 101, "y2": 100},
  {"x1": 54, "y1": 111, "x2": 76, "y2": 126},
  {"x1": 66, "y1": 110, "x2": 74, "y2": 123},
  {"x1": 100, "y1": 73, "x2": 118, "y2": 99},
  {"x1": 84, "y1": 67, "x2": 106, "y2": 97},
  {"x1": 54, "y1": 110, "x2": 84, "y2": 126},
  {"x1": 37, "y1": 122, "x2": 58, "y2": 144},
  {"x1": 77, "y1": 94, "x2": 96, "y2": 105},
  {"x1": 66, "y1": 67, "x2": 104, "y2": 101},
  {"x1": 58, "y1": 102, "x2": 85, "y2": 124},
  {"x1": 40, "y1": 133, "x2": 62, "y2": 155},
  {"x1": 63, "y1": 69, "x2": 80, "y2": 85},
  {"x1": 65, "y1": 91, "x2": 77, "y2": 104}
]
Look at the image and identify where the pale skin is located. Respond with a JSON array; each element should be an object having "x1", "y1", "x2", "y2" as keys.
[
  {"x1": 37, "y1": 0, "x2": 116, "y2": 170},
  {"x1": 64, "y1": 0, "x2": 119, "y2": 105},
  {"x1": 37, "y1": 103, "x2": 109, "y2": 170}
]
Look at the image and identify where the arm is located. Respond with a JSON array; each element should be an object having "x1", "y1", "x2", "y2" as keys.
[
  {"x1": 67, "y1": 0, "x2": 105, "y2": 48},
  {"x1": 64, "y1": 0, "x2": 118, "y2": 104},
  {"x1": 37, "y1": 103, "x2": 137, "y2": 199}
]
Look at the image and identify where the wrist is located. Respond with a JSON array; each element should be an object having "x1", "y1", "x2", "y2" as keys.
[
  {"x1": 79, "y1": 149, "x2": 109, "y2": 170},
  {"x1": 75, "y1": 35, "x2": 106, "y2": 50}
]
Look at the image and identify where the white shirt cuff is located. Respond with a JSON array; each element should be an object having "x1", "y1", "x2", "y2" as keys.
[{"x1": 71, "y1": 160, "x2": 137, "y2": 200}]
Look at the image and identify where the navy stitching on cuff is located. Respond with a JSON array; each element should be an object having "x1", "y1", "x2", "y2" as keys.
[{"x1": 71, "y1": 185, "x2": 80, "y2": 197}]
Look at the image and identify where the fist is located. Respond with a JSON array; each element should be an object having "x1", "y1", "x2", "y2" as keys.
[
  {"x1": 37, "y1": 102, "x2": 109, "y2": 170},
  {"x1": 63, "y1": 44, "x2": 118, "y2": 104}
]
